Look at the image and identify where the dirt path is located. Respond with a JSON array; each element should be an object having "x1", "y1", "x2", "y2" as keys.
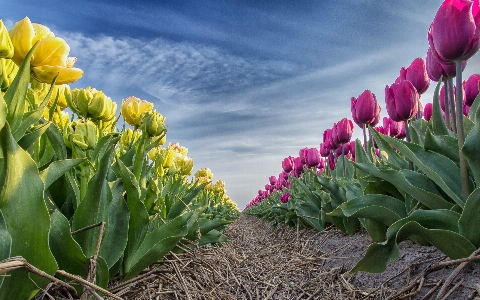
[
  {"x1": 108, "y1": 214, "x2": 480, "y2": 300},
  {"x1": 46, "y1": 214, "x2": 480, "y2": 299}
]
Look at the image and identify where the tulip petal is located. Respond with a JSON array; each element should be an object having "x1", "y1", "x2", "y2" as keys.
[
  {"x1": 8, "y1": 17, "x2": 35, "y2": 66},
  {"x1": 32, "y1": 37, "x2": 69, "y2": 67},
  {"x1": 32, "y1": 65, "x2": 83, "y2": 85}
]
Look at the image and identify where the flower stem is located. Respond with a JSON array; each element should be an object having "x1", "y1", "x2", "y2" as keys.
[
  {"x1": 444, "y1": 80, "x2": 451, "y2": 130},
  {"x1": 342, "y1": 143, "x2": 346, "y2": 177},
  {"x1": 404, "y1": 120, "x2": 413, "y2": 170},
  {"x1": 455, "y1": 61, "x2": 470, "y2": 201},
  {"x1": 362, "y1": 124, "x2": 367, "y2": 153},
  {"x1": 448, "y1": 78, "x2": 457, "y2": 134}
]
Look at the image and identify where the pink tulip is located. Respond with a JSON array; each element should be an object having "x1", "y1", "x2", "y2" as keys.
[
  {"x1": 428, "y1": 0, "x2": 480, "y2": 64},
  {"x1": 385, "y1": 80, "x2": 419, "y2": 122},
  {"x1": 424, "y1": 103, "x2": 433, "y2": 121},
  {"x1": 349, "y1": 140, "x2": 356, "y2": 158},
  {"x1": 328, "y1": 152, "x2": 336, "y2": 171},
  {"x1": 464, "y1": 73, "x2": 480, "y2": 105},
  {"x1": 299, "y1": 147, "x2": 308, "y2": 164},
  {"x1": 319, "y1": 142, "x2": 330, "y2": 157},
  {"x1": 426, "y1": 47, "x2": 467, "y2": 81},
  {"x1": 383, "y1": 117, "x2": 406, "y2": 139},
  {"x1": 332, "y1": 118, "x2": 354, "y2": 144},
  {"x1": 305, "y1": 148, "x2": 320, "y2": 168},
  {"x1": 280, "y1": 192, "x2": 290, "y2": 203},
  {"x1": 293, "y1": 156, "x2": 304, "y2": 176},
  {"x1": 464, "y1": 102, "x2": 471, "y2": 115},
  {"x1": 282, "y1": 156, "x2": 294, "y2": 173},
  {"x1": 396, "y1": 58, "x2": 430, "y2": 94},
  {"x1": 269, "y1": 176, "x2": 277, "y2": 185},
  {"x1": 351, "y1": 90, "x2": 381, "y2": 128}
]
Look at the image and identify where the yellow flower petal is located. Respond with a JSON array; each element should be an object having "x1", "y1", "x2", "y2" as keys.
[
  {"x1": 32, "y1": 37, "x2": 69, "y2": 67},
  {"x1": 32, "y1": 65, "x2": 83, "y2": 85},
  {"x1": 8, "y1": 17, "x2": 35, "y2": 66}
]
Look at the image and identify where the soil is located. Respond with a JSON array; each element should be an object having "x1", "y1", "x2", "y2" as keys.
[{"x1": 37, "y1": 214, "x2": 480, "y2": 300}]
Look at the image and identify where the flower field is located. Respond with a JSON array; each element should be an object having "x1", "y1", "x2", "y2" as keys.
[
  {"x1": 2, "y1": 0, "x2": 480, "y2": 299},
  {"x1": 0, "y1": 16, "x2": 239, "y2": 299}
]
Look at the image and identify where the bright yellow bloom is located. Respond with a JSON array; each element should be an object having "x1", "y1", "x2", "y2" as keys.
[
  {"x1": 0, "y1": 20, "x2": 14, "y2": 59},
  {"x1": 31, "y1": 79, "x2": 69, "y2": 109},
  {"x1": 9, "y1": 17, "x2": 83, "y2": 84},
  {"x1": 121, "y1": 96, "x2": 154, "y2": 127},
  {"x1": 174, "y1": 156, "x2": 194, "y2": 176},
  {"x1": 120, "y1": 128, "x2": 141, "y2": 151},
  {"x1": 168, "y1": 142, "x2": 188, "y2": 156},
  {"x1": 44, "y1": 107, "x2": 69, "y2": 129},
  {"x1": 0, "y1": 58, "x2": 18, "y2": 90},
  {"x1": 194, "y1": 168, "x2": 213, "y2": 180}
]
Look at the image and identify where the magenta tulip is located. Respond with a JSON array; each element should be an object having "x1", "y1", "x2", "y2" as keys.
[
  {"x1": 428, "y1": 0, "x2": 480, "y2": 64},
  {"x1": 397, "y1": 58, "x2": 430, "y2": 94},
  {"x1": 305, "y1": 148, "x2": 320, "y2": 168},
  {"x1": 328, "y1": 152, "x2": 336, "y2": 171},
  {"x1": 426, "y1": 47, "x2": 467, "y2": 81},
  {"x1": 351, "y1": 90, "x2": 381, "y2": 128},
  {"x1": 319, "y1": 142, "x2": 330, "y2": 157},
  {"x1": 332, "y1": 118, "x2": 354, "y2": 144},
  {"x1": 282, "y1": 156, "x2": 294, "y2": 173},
  {"x1": 348, "y1": 140, "x2": 356, "y2": 158},
  {"x1": 269, "y1": 176, "x2": 277, "y2": 185},
  {"x1": 464, "y1": 73, "x2": 480, "y2": 105},
  {"x1": 293, "y1": 156, "x2": 304, "y2": 176},
  {"x1": 385, "y1": 80, "x2": 419, "y2": 122},
  {"x1": 299, "y1": 147, "x2": 308, "y2": 164},
  {"x1": 424, "y1": 103, "x2": 433, "y2": 121},
  {"x1": 280, "y1": 192, "x2": 290, "y2": 203},
  {"x1": 383, "y1": 117, "x2": 406, "y2": 139}
]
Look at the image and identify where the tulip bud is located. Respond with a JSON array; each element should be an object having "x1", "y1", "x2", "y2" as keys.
[
  {"x1": 397, "y1": 58, "x2": 430, "y2": 94},
  {"x1": 280, "y1": 192, "x2": 290, "y2": 203},
  {"x1": 0, "y1": 20, "x2": 14, "y2": 59},
  {"x1": 426, "y1": 47, "x2": 466, "y2": 81},
  {"x1": 0, "y1": 58, "x2": 18, "y2": 90},
  {"x1": 68, "y1": 87, "x2": 117, "y2": 121},
  {"x1": 63, "y1": 120, "x2": 98, "y2": 150},
  {"x1": 175, "y1": 156, "x2": 194, "y2": 176},
  {"x1": 351, "y1": 90, "x2": 381, "y2": 128},
  {"x1": 305, "y1": 148, "x2": 320, "y2": 168},
  {"x1": 140, "y1": 110, "x2": 167, "y2": 137},
  {"x1": 194, "y1": 168, "x2": 214, "y2": 180},
  {"x1": 120, "y1": 128, "x2": 141, "y2": 151},
  {"x1": 423, "y1": 103, "x2": 433, "y2": 121},
  {"x1": 332, "y1": 118, "x2": 354, "y2": 144},
  {"x1": 464, "y1": 74, "x2": 480, "y2": 106},
  {"x1": 282, "y1": 156, "x2": 294, "y2": 173},
  {"x1": 385, "y1": 80, "x2": 419, "y2": 122},
  {"x1": 121, "y1": 96, "x2": 154, "y2": 127}
]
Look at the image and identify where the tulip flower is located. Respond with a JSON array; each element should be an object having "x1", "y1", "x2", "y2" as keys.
[
  {"x1": 397, "y1": 58, "x2": 430, "y2": 94},
  {"x1": 319, "y1": 142, "x2": 330, "y2": 157},
  {"x1": 426, "y1": 47, "x2": 466, "y2": 81},
  {"x1": 66, "y1": 86, "x2": 117, "y2": 122},
  {"x1": 63, "y1": 119, "x2": 98, "y2": 151},
  {"x1": 0, "y1": 20, "x2": 13, "y2": 59},
  {"x1": 9, "y1": 17, "x2": 83, "y2": 84},
  {"x1": 332, "y1": 118, "x2": 354, "y2": 145},
  {"x1": 121, "y1": 96, "x2": 154, "y2": 127},
  {"x1": 428, "y1": 0, "x2": 480, "y2": 65},
  {"x1": 293, "y1": 156, "x2": 304, "y2": 177},
  {"x1": 328, "y1": 152, "x2": 336, "y2": 171},
  {"x1": 280, "y1": 193, "x2": 290, "y2": 204},
  {"x1": 299, "y1": 147, "x2": 308, "y2": 164},
  {"x1": 423, "y1": 103, "x2": 433, "y2": 121},
  {"x1": 322, "y1": 129, "x2": 335, "y2": 151},
  {"x1": 385, "y1": 80, "x2": 419, "y2": 122},
  {"x1": 429, "y1": 0, "x2": 479, "y2": 200},
  {"x1": 282, "y1": 156, "x2": 294, "y2": 173},
  {"x1": 383, "y1": 117, "x2": 406, "y2": 140},
  {"x1": 140, "y1": 110, "x2": 167, "y2": 137},
  {"x1": 351, "y1": 89, "x2": 380, "y2": 150},
  {"x1": 464, "y1": 74, "x2": 480, "y2": 106},
  {"x1": 305, "y1": 148, "x2": 320, "y2": 168},
  {"x1": 269, "y1": 176, "x2": 277, "y2": 185}
]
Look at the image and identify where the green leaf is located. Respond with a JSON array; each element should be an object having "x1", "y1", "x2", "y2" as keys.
[
  {"x1": 350, "y1": 239, "x2": 399, "y2": 273},
  {"x1": 198, "y1": 229, "x2": 228, "y2": 246},
  {"x1": 4, "y1": 44, "x2": 37, "y2": 132},
  {"x1": 99, "y1": 179, "x2": 130, "y2": 269},
  {"x1": 458, "y1": 187, "x2": 480, "y2": 247},
  {"x1": 115, "y1": 157, "x2": 149, "y2": 269},
  {"x1": 122, "y1": 211, "x2": 195, "y2": 281},
  {"x1": 0, "y1": 210, "x2": 11, "y2": 289},
  {"x1": 0, "y1": 123, "x2": 57, "y2": 300},
  {"x1": 424, "y1": 130, "x2": 459, "y2": 163},
  {"x1": 354, "y1": 163, "x2": 453, "y2": 210},
  {"x1": 463, "y1": 104, "x2": 480, "y2": 185},
  {"x1": 328, "y1": 194, "x2": 406, "y2": 225},
  {"x1": 296, "y1": 201, "x2": 325, "y2": 231},
  {"x1": 39, "y1": 158, "x2": 85, "y2": 190},
  {"x1": 379, "y1": 135, "x2": 465, "y2": 208},
  {"x1": 17, "y1": 122, "x2": 50, "y2": 150},
  {"x1": 369, "y1": 127, "x2": 408, "y2": 170},
  {"x1": 49, "y1": 211, "x2": 89, "y2": 278},
  {"x1": 72, "y1": 144, "x2": 115, "y2": 257},
  {"x1": 431, "y1": 80, "x2": 450, "y2": 136}
]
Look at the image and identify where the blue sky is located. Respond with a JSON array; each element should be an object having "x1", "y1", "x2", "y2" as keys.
[{"x1": 4, "y1": 1, "x2": 480, "y2": 209}]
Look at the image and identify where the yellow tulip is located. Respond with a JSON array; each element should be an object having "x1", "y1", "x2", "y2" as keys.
[
  {"x1": 66, "y1": 87, "x2": 117, "y2": 121},
  {"x1": 194, "y1": 168, "x2": 213, "y2": 180},
  {"x1": 0, "y1": 58, "x2": 18, "y2": 90},
  {"x1": 140, "y1": 110, "x2": 167, "y2": 137},
  {"x1": 9, "y1": 17, "x2": 83, "y2": 84},
  {"x1": 121, "y1": 96, "x2": 154, "y2": 127},
  {"x1": 0, "y1": 20, "x2": 14, "y2": 59}
]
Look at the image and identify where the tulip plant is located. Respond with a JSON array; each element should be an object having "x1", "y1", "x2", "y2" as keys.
[
  {"x1": 0, "y1": 17, "x2": 239, "y2": 299},
  {"x1": 245, "y1": 0, "x2": 480, "y2": 275}
]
